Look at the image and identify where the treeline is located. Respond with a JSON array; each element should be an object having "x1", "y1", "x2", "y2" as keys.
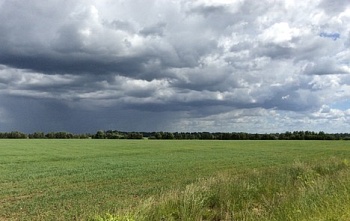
[
  {"x1": 0, "y1": 131, "x2": 90, "y2": 139},
  {"x1": 1, "y1": 130, "x2": 350, "y2": 140},
  {"x1": 0, "y1": 130, "x2": 143, "y2": 139},
  {"x1": 147, "y1": 131, "x2": 350, "y2": 140}
]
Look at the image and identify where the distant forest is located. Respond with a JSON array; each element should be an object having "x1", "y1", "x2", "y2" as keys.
[{"x1": 1, "y1": 130, "x2": 350, "y2": 140}]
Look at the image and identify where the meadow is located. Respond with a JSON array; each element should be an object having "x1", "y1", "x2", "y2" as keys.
[{"x1": 1, "y1": 140, "x2": 350, "y2": 220}]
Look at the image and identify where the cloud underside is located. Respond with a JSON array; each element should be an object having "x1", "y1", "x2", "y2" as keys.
[{"x1": 0, "y1": 0, "x2": 350, "y2": 132}]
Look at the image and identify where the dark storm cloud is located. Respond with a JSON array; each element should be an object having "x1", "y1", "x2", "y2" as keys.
[
  {"x1": 189, "y1": 4, "x2": 228, "y2": 16},
  {"x1": 262, "y1": 89, "x2": 321, "y2": 112},
  {"x1": 256, "y1": 44, "x2": 294, "y2": 59},
  {"x1": 1, "y1": 0, "x2": 350, "y2": 133},
  {"x1": 319, "y1": 0, "x2": 350, "y2": 15},
  {"x1": 0, "y1": 51, "x2": 155, "y2": 77},
  {"x1": 139, "y1": 22, "x2": 167, "y2": 37},
  {"x1": 106, "y1": 20, "x2": 136, "y2": 33},
  {"x1": 0, "y1": 1, "x2": 174, "y2": 80}
]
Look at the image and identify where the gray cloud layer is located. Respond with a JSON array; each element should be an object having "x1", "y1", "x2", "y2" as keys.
[{"x1": 1, "y1": 0, "x2": 350, "y2": 133}]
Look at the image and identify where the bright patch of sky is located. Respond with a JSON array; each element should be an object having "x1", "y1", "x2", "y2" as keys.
[
  {"x1": 320, "y1": 32, "x2": 340, "y2": 40},
  {"x1": 330, "y1": 101, "x2": 350, "y2": 110}
]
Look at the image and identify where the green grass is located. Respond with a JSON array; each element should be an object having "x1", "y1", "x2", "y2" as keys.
[
  {"x1": 109, "y1": 157, "x2": 350, "y2": 221},
  {"x1": 0, "y1": 140, "x2": 350, "y2": 220}
]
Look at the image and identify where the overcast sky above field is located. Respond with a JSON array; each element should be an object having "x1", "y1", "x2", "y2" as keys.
[{"x1": 1, "y1": 0, "x2": 350, "y2": 133}]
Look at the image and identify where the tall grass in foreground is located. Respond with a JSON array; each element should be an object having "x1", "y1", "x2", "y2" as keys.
[{"x1": 93, "y1": 157, "x2": 350, "y2": 221}]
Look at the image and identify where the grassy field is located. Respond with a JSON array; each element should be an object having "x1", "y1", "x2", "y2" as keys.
[{"x1": 0, "y1": 140, "x2": 350, "y2": 220}]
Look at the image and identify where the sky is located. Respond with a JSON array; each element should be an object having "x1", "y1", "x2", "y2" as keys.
[{"x1": 1, "y1": 0, "x2": 350, "y2": 133}]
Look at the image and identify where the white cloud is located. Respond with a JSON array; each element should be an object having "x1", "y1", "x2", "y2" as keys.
[{"x1": 259, "y1": 22, "x2": 300, "y2": 44}]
